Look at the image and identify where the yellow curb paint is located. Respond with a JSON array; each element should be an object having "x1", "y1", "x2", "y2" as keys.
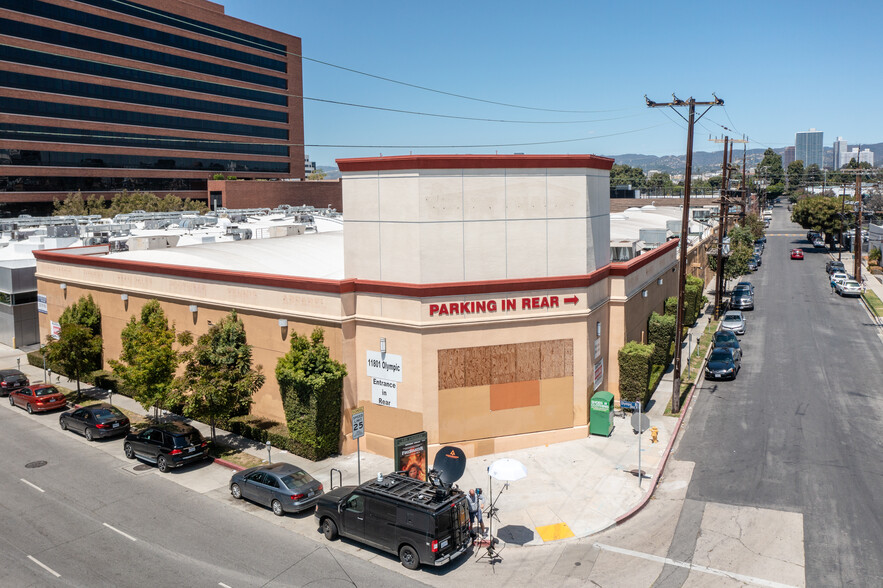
[{"x1": 536, "y1": 522, "x2": 574, "y2": 542}]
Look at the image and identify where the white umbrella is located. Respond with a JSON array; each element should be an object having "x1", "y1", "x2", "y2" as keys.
[{"x1": 488, "y1": 458, "x2": 527, "y2": 482}]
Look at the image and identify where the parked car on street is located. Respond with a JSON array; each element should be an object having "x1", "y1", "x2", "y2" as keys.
[
  {"x1": 830, "y1": 272, "x2": 849, "y2": 287},
  {"x1": 807, "y1": 230, "x2": 821, "y2": 243},
  {"x1": 791, "y1": 248, "x2": 804, "y2": 260},
  {"x1": 315, "y1": 472, "x2": 472, "y2": 570},
  {"x1": 720, "y1": 310, "x2": 746, "y2": 334},
  {"x1": 753, "y1": 254, "x2": 762, "y2": 267},
  {"x1": 59, "y1": 403, "x2": 130, "y2": 441},
  {"x1": 735, "y1": 281, "x2": 755, "y2": 295},
  {"x1": 712, "y1": 330, "x2": 740, "y2": 345},
  {"x1": 0, "y1": 368, "x2": 29, "y2": 397},
  {"x1": 730, "y1": 290, "x2": 754, "y2": 310},
  {"x1": 813, "y1": 238, "x2": 825, "y2": 248},
  {"x1": 123, "y1": 422, "x2": 209, "y2": 472},
  {"x1": 748, "y1": 257, "x2": 759, "y2": 271},
  {"x1": 826, "y1": 260, "x2": 845, "y2": 274},
  {"x1": 230, "y1": 462, "x2": 324, "y2": 516},
  {"x1": 8, "y1": 384, "x2": 67, "y2": 414},
  {"x1": 711, "y1": 334, "x2": 742, "y2": 360},
  {"x1": 836, "y1": 280, "x2": 862, "y2": 297},
  {"x1": 705, "y1": 347, "x2": 741, "y2": 380}
]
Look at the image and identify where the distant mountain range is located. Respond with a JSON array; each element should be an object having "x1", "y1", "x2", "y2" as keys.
[{"x1": 606, "y1": 143, "x2": 883, "y2": 175}]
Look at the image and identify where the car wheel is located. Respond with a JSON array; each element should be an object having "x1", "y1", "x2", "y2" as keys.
[
  {"x1": 85, "y1": 428, "x2": 94, "y2": 442},
  {"x1": 8, "y1": 396, "x2": 13, "y2": 406},
  {"x1": 26, "y1": 404, "x2": 33, "y2": 414},
  {"x1": 230, "y1": 483, "x2": 242, "y2": 499},
  {"x1": 124, "y1": 443, "x2": 135, "y2": 459},
  {"x1": 322, "y1": 518, "x2": 338, "y2": 541},
  {"x1": 157, "y1": 456, "x2": 169, "y2": 473},
  {"x1": 271, "y1": 499, "x2": 284, "y2": 516},
  {"x1": 399, "y1": 544, "x2": 420, "y2": 570},
  {"x1": 60, "y1": 417, "x2": 68, "y2": 431}
]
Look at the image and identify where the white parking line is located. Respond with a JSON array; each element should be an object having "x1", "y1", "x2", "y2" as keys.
[
  {"x1": 20, "y1": 478, "x2": 45, "y2": 493},
  {"x1": 219, "y1": 583, "x2": 233, "y2": 588},
  {"x1": 27, "y1": 555, "x2": 61, "y2": 578},
  {"x1": 593, "y1": 543, "x2": 799, "y2": 588},
  {"x1": 103, "y1": 522, "x2": 137, "y2": 542}
]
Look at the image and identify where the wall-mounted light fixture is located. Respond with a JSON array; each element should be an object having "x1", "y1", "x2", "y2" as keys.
[
  {"x1": 278, "y1": 318, "x2": 288, "y2": 328},
  {"x1": 658, "y1": 278, "x2": 664, "y2": 285},
  {"x1": 642, "y1": 289, "x2": 648, "y2": 298},
  {"x1": 189, "y1": 304, "x2": 198, "y2": 313},
  {"x1": 120, "y1": 293, "x2": 128, "y2": 301},
  {"x1": 380, "y1": 337, "x2": 387, "y2": 354},
  {"x1": 59, "y1": 283, "x2": 67, "y2": 291},
  {"x1": 278, "y1": 318, "x2": 288, "y2": 340},
  {"x1": 596, "y1": 321, "x2": 602, "y2": 337}
]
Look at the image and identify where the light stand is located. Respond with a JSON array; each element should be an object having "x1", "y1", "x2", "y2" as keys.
[{"x1": 475, "y1": 472, "x2": 506, "y2": 566}]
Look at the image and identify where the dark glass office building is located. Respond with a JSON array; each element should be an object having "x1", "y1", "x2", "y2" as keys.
[{"x1": 0, "y1": 0, "x2": 303, "y2": 214}]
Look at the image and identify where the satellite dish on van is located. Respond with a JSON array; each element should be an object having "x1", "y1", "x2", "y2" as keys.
[{"x1": 431, "y1": 446, "x2": 466, "y2": 486}]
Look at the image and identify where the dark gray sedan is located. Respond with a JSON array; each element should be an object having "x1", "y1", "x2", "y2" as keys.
[
  {"x1": 59, "y1": 403, "x2": 130, "y2": 441},
  {"x1": 230, "y1": 462, "x2": 324, "y2": 516}
]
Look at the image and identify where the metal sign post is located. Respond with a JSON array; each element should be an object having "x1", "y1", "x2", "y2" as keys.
[
  {"x1": 352, "y1": 407, "x2": 364, "y2": 484},
  {"x1": 628, "y1": 401, "x2": 650, "y2": 488},
  {"x1": 638, "y1": 401, "x2": 643, "y2": 488}
]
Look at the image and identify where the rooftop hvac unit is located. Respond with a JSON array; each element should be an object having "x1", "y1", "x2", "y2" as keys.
[
  {"x1": 639, "y1": 228, "x2": 668, "y2": 247},
  {"x1": 610, "y1": 239, "x2": 639, "y2": 262},
  {"x1": 666, "y1": 220, "x2": 682, "y2": 233},
  {"x1": 46, "y1": 225, "x2": 78, "y2": 238}
]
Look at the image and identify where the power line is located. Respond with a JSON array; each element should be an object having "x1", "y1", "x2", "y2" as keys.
[{"x1": 102, "y1": 0, "x2": 628, "y2": 114}]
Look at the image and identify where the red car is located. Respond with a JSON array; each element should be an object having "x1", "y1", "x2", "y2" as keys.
[
  {"x1": 791, "y1": 248, "x2": 804, "y2": 260},
  {"x1": 9, "y1": 384, "x2": 67, "y2": 414}
]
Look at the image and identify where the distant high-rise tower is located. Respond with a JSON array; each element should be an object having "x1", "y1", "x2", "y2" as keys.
[
  {"x1": 795, "y1": 129, "x2": 824, "y2": 168},
  {"x1": 784, "y1": 146, "x2": 796, "y2": 167},
  {"x1": 833, "y1": 137, "x2": 848, "y2": 170}
]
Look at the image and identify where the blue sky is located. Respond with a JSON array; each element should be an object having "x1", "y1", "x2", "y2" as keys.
[{"x1": 221, "y1": 0, "x2": 882, "y2": 167}]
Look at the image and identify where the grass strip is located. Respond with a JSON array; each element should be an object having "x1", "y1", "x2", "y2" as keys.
[
  {"x1": 665, "y1": 319, "x2": 720, "y2": 416},
  {"x1": 862, "y1": 290, "x2": 883, "y2": 316}
]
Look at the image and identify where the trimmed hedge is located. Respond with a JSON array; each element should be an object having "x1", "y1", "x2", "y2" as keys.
[
  {"x1": 228, "y1": 416, "x2": 300, "y2": 455},
  {"x1": 648, "y1": 312, "x2": 676, "y2": 367},
  {"x1": 684, "y1": 275, "x2": 705, "y2": 327},
  {"x1": 664, "y1": 296, "x2": 679, "y2": 316},
  {"x1": 27, "y1": 349, "x2": 65, "y2": 376},
  {"x1": 618, "y1": 341, "x2": 654, "y2": 403}
]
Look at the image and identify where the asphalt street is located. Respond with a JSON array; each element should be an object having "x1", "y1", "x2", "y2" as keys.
[
  {"x1": 0, "y1": 401, "x2": 424, "y2": 588},
  {"x1": 674, "y1": 204, "x2": 883, "y2": 586}
]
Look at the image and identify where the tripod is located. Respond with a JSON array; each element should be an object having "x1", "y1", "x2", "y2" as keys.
[{"x1": 475, "y1": 475, "x2": 507, "y2": 566}]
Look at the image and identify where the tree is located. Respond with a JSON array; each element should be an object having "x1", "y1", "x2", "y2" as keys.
[
  {"x1": 646, "y1": 172, "x2": 674, "y2": 191},
  {"x1": 787, "y1": 160, "x2": 805, "y2": 191},
  {"x1": 609, "y1": 164, "x2": 646, "y2": 188},
  {"x1": 307, "y1": 169, "x2": 328, "y2": 180},
  {"x1": 53, "y1": 191, "x2": 106, "y2": 216},
  {"x1": 177, "y1": 311, "x2": 265, "y2": 440},
  {"x1": 44, "y1": 323, "x2": 102, "y2": 400},
  {"x1": 757, "y1": 148, "x2": 784, "y2": 186},
  {"x1": 105, "y1": 190, "x2": 207, "y2": 217},
  {"x1": 110, "y1": 300, "x2": 183, "y2": 418},
  {"x1": 276, "y1": 327, "x2": 347, "y2": 460},
  {"x1": 805, "y1": 163, "x2": 822, "y2": 186},
  {"x1": 791, "y1": 195, "x2": 850, "y2": 236},
  {"x1": 728, "y1": 224, "x2": 756, "y2": 250},
  {"x1": 56, "y1": 294, "x2": 103, "y2": 377},
  {"x1": 741, "y1": 213, "x2": 766, "y2": 241}
]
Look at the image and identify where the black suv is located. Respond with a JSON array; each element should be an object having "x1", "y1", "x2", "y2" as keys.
[
  {"x1": 123, "y1": 422, "x2": 209, "y2": 472},
  {"x1": 315, "y1": 473, "x2": 472, "y2": 570},
  {"x1": 0, "y1": 369, "x2": 29, "y2": 397},
  {"x1": 826, "y1": 260, "x2": 845, "y2": 275}
]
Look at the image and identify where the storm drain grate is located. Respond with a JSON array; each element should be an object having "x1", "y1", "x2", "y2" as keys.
[
  {"x1": 25, "y1": 460, "x2": 47, "y2": 468},
  {"x1": 133, "y1": 464, "x2": 152, "y2": 472}
]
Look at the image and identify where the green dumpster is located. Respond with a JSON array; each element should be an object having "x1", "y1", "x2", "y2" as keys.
[{"x1": 589, "y1": 391, "x2": 614, "y2": 437}]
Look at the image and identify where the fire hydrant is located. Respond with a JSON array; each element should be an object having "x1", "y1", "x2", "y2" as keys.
[{"x1": 650, "y1": 426, "x2": 659, "y2": 444}]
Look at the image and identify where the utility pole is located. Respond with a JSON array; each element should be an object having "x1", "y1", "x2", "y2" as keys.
[
  {"x1": 714, "y1": 136, "x2": 729, "y2": 319},
  {"x1": 646, "y1": 94, "x2": 723, "y2": 414},
  {"x1": 855, "y1": 172, "x2": 863, "y2": 282},
  {"x1": 839, "y1": 187, "x2": 846, "y2": 262}
]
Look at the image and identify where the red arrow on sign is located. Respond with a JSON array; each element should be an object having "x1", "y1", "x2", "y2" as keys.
[{"x1": 563, "y1": 296, "x2": 579, "y2": 305}]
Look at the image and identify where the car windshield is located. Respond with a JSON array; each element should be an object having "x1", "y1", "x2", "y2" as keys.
[
  {"x1": 280, "y1": 470, "x2": 315, "y2": 489},
  {"x1": 844, "y1": 281, "x2": 860, "y2": 287},
  {"x1": 710, "y1": 349, "x2": 732, "y2": 361},
  {"x1": 171, "y1": 430, "x2": 204, "y2": 448},
  {"x1": 714, "y1": 331, "x2": 737, "y2": 341},
  {"x1": 723, "y1": 314, "x2": 741, "y2": 321},
  {"x1": 34, "y1": 386, "x2": 58, "y2": 397},
  {"x1": 93, "y1": 407, "x2": 124, "y2": 420}
]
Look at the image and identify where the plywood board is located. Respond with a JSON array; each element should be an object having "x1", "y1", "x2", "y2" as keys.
[
  {"x1": 437, "y1": 348, "x2": 465, "y2": 389},
  {"x1": 464, "y1": 345, "x2": 491, "y2": 387},
  {"x1": 516, "y1": 341, "x2": 542, "y2": 381}
]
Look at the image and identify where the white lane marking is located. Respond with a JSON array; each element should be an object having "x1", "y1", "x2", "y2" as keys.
[
  {"x1": 594, "y1": 543, "x2": 799, "y2": 588},
  {"x1": 103, "y1": 522, "x2": 137, "y2": 542},
  {"x1": 20, "y1": 478, "x2": 45, "y2": 493},
  {"x1": 219, "y1": 583, "x2": 233, "y2": 588},
  {"x1": 27, "y1": 555, "x2": 61, "y2": 578}
]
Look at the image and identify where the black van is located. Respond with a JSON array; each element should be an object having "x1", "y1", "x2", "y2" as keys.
[{"x1": 315, "y1": 472, "x2": 472, "y2": 570}]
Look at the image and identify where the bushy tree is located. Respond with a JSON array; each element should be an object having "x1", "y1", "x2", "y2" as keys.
[
  {"x1": 647, "y1": 312, "x2": 676, "y2": 367},
  {"x1": 610, "y1": 164, "x2": 647, "y2": 188},
  {"x1": 617, "y1": 341, "x2": 653, "y2": 403},
  {"x1": 791, "y1": 195, "x2": 850, "y2": 235},
  {"x1": 105, "y1": 191, "x2": 208, "y2": 217},
  {"x1": 53, "y1": 191, "x2": 106, "y2": 216},
  {"x1": 177, "y1": 311, "x2": 264, "y2": 440},
  {"x1": 757, "y1": 148, "x2": 784, "y2": 186},
  {"x1": 787, "y1": 160, "x2": 805, "y2": 191},
  {"x1": 110, "y1": 300, "x2": 183, "y2": 417},
  {"x1": 44, "y1": 323, "x2": 102, "y2": 400},
  {"x1": 740, "y1": 213, "x2": 766, "y2": 241},
  {"x1": 276, "y1": 328, "x2": 347, "y2": 460},
  {"x1": 59, "y1": 294, "x2": 101, "y2": 337}
]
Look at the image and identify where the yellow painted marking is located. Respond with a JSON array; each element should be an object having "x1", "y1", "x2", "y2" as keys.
[{"x1": 536, "y1": 522, "x2": 575, "y2": 542}]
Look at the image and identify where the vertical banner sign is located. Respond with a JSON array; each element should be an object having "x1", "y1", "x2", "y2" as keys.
[
  {"x1": 50, "y1": 321, "x2": 61, "y2": 340},
  {"x1": 393, "y1": 431, "x2": 428, "y2": 481},
  {"x1": 367, "y1": 350, "x2": 402, "y2": 408},
  {"x1": 594, "y1": 359, "x2": 604, "y2": 391},
  {"x1": 37, "y1": 294, "x2": 47, "y2": 314},
  {"x1": 594, "y1": 338, "x2": 601, "y2": 359}
]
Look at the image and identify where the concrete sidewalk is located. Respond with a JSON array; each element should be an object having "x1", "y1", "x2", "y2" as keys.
[{"x1": 0, "y1": 332, "x2": 708, "y2": 547}]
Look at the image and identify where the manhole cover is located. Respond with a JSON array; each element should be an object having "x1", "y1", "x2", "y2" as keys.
[
  {"x1": 133, "y1": 464, "x2": 152, "y2": 472},
  {"x1": 25, "y1": 460, "x2": 47, "y2": 469}
]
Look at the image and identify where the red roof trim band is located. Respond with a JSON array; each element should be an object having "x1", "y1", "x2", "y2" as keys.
[
  {"x1": 33, "y1": 239, "x2": 677, "y2": 297},
  {"x1": 336, "y1": 154, "x2": 614, "y2": 172}
]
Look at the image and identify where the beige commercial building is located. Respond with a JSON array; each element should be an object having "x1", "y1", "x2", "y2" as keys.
[{"x1": 35, "y1": 155, "x2": 678, "y2": 459}]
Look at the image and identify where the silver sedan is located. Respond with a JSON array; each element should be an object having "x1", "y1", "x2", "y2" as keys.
[{"x1": 720, "y1": 311, "x2": 745, "y2": 335}]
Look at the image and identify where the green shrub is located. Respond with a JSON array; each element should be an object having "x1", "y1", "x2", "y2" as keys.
[
  {"x1": 26, "y1": 349, "x2": 65, "y2": 377},
  {"x1": 228, "y1": 416, "x2": 298, "y2": 453},
  {"x1": 647, "y1": 312, "x2": 676, "y2": 367},
  {"x1": 618, "y1": 341, "x2": 653, "y2": 403},
  {"x1": 91, "y1": 370, "x2": 122, "y2": 394},
  {"x1": 648, "y1": 364, "x2": 665, "y2": 393},
  {"x1": 664, "y1": 296, "x2": 679, "y2": 316},
  {"x1": 684, "y1": 275, "x2": 705, "y2": 326}
]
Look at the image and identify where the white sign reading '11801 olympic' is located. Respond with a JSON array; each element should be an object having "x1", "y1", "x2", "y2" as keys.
[{"x1": 366, "y1": 351, "x2": 403, "y2": 382}]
